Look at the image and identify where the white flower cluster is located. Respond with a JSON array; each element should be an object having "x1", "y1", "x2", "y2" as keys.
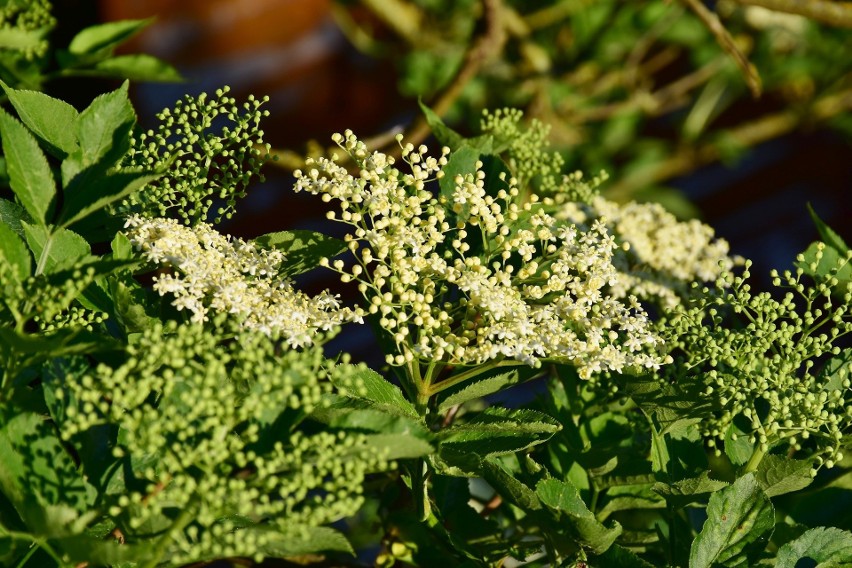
[
  {"x1": 560, "y1": 197, "x2": 739, "y2": 309},
  {"x1": 124, "y1": 215, "x2": 363, "y2": 347},
  {"x1": 294, "y1": 132, "x2": 667, "y2": 379}
]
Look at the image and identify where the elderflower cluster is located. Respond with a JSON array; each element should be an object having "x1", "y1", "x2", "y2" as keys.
[
  {"x1": 57, "y1": 321, "x2": 388, "y2": 564},
  {"x1": 294, "y1": 132, "x2": 667, "y2": 379},
  {"x1": 561, "y1": 196, "x2": 739, "y2": 309},
  {"x1": 664, "y1": 250, "x2": 852, "y2": 470},
  {"x1": 124, "y1": 215, "x2": 363, "y2": 347},
  {"x1": 119, "y1": 87, "x2": 271, "y2": 225}
]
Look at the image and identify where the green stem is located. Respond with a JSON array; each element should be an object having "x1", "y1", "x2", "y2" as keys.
[
  {"x1": 411, "y1": 459, "x2": 431, "y2": 522},
  {"x1": 743, "y1": 444, "x2": 767, "y2": 474},
  {"x1": 142, "y1": 497, "x2": 197, "y2": 568},
  {"x1": 14, "y1": 543, "x2": 38, "y2": 568},
  {"x1": 427, "y1": 359, "x2": 523, "y2": 396}
]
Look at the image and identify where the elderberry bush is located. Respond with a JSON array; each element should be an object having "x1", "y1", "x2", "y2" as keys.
[{"x1": 1, "y1": 5, "x2": 851, "y2": 568}]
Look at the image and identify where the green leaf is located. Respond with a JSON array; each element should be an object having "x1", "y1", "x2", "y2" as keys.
[
  {"x1": 597, "y1": 484, "x2": 665, "y2": 520},
  {"x1": 591, "y1": 544, "x2": 656, "y2": 568},
  {"x1": 311, "y1": 396, "x2": 428, "y2": 436},
  {"x1": 536, "y1": 477, "x2": 623, "y2": 554},
  {"x1": 0, "y1": 408, "x2": 96, "y2": 535},
  {"x1": 418, "y1": 99, "x2": 465, "y2": 149},
  {"x1": 0, "y1": 82, "x2": 79, "y2": 159},
  {"x1": 479, "y1": 457, "x2": 541, "y2": 511},
  {"x1": 68, "y1": 19, "x2": 152, "y2": 56},
  {"x1": 255, "y1": 525, "x2": 354, "y2": 557},
  {"x1": 652, "y1": 472, "x2": 729, "y2": 508},
  {"x1": 724, "y1": 415, "x2": 754, "y2": 467},
  {"x1": 254, "y1": 230, "x2": 346, "y2": 278},
  {"x1": 93, "y1": 54, "x2": 182, "y2": 82},
  {"x1": 689, "y1": 473, "x2": 775, "y2": 568},
  {"x1": 73, "y1": 81, "x2": 135, "y2": 170},
  {"x1": 21, "y1": 222, "x2": 90, "y2": 275},
  {"x1": 807, "y1": 203, "x2": 848, "y2": 253},
  {"x1": 436, "y1": 370, "x2": 521, "y2": 412},
  {"x1": 775, "y1": 527, "x2": 852, "y2": 568},
  {"x1": 440, "y1": 407, "x2": 560, "y2": 457},
  {"x1": 438, "y1": 144, "x2": 480, "y2": 206},
  {"x1": 0, "y1": 222, "x2": 30, "y2": 282},
  {"x1": 59, "y1": 170, "x2": 161, "y2": 228},
  {"x1": 0, "y1": 199, "x2": 29, "y2": 237},
  {"x1": 362, "y1": 433, "x2": 433, "y2": 460},
  {"x1": 0, "y1": 81, "x2": 79, "y2": 159},
  {"x1": 753, "y1": 455, "x2": 814, "y2": 498},
  {"x1": 331, "y1": 365, "x2": 419, "y2": 419},
  {"x1": 796, "y1": 241, "x2": 852, "y2": 284},
  {"x1": 0, "y1": 108, "x2": 56, "y2": 225}
]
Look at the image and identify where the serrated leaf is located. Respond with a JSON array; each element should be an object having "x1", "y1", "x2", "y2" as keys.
[
  {"x1": 753, "y1": 455, "x2": 814, "y2": 498},
  {"x1": 0, "y1": 198, "x2": 29, "y2": 237},
  {"x1": 332, "y1": 365, "x2": 418, "y2": 418},
  {"x1": 652, "y1": 472, "x2": 729, "y2": 508},
  {"x1": 93, "y1": 54, "x2": 182, "y2": 82},
  {"x1": 775, "y1": 527, "x2": 852, "y2": 568},
  {"x1": 807, "y1": 203, "x2": 848, "y2": 253},
  {"x1": 68, "y1": 19, "x2": 152, "y2": 56},
  {"x1": 724, "y1": 415, "x2": 754, "y2": 467},
  {"x1": 363, "y1": 433, "x2": 433, "y2": 460},
  {"x1": 255, "y1": 525, "x2": 354, "y2": 557},
  {"x1": 821, "y1": 349, "x2": 851, "y2": 392},
  {"x1": 480, "y1": 457, "x2": 541, "y2": 510},
  {"x1": 0, "y1": 222, "x2": 30, "y2": 282},
  {"x1": 0, "y1": 408, "x2": 96, "y2": 535},
  {"x1": 312, "y1": 396, "x2": 427, "y2": 436},
  {"x1": 60, "y1": 170, "x2": 161, "y2": 228},
  {"x1": 0, "y1": 108, "x2": 56, "y2": 225},
  {"x1": 440, "y1": 407, "x2": 560, "y2": 457},
  {"x1": 21, "y1": 222, "x2": 90, "y2": 275},
  {"x1": 254, "y1": 230, "x2": 346, "y2": 278},
  {"x1": 536, "y1": 477, "x2": 623, "y2": 554},
  {"x1": 597, "y1": 484, "x2": 665, "y2": 520},
  {"x1": 689, "y1": 473, "x2": 775, "y2": 568},
  {"x1": 74, "y1": 81, "x2": 135, "y2": 170},
  {"x1": 436, "y1": 370, "x2": 520, "y2": 412},
  {"x1": 418, "y1": 99, "x2": 464, "y2": 149},
  {"x1": 0, "y1": 81, "x2": 79, "y2": 158}
]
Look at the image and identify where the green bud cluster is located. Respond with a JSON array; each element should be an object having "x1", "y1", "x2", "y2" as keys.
[
  {"x1": 33, "y1": 304, "x2": 107, "y2": 333},
  {"x1": 662, "y1": 251, "x2": 852, "y2": 469},
  {"x1": 0, "y1": 259, "x2": 98, "y2": 329},
  {"x1": 480, "y1": 108, "x2": 565, "y2": 195},
  {"x1": 58, "y1": 320, "x2": 388, "y2": 563},
  {"x1": 0, "y1": 0, "x2": 55, "y2": 59},
  {"x1": 120, "y1": 87, "x2": 271, "y2": 225}
]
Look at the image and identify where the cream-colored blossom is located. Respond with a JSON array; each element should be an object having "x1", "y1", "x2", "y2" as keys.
[
  {"x1": 560, "y1": 196, "x2": 739, "y2": 309},
  {"x1": 295, "y1": 132, "x2": 667, "y2": 379},
  {"x1": 124, "y1": 215, "x2": 363, "y2": 346}
]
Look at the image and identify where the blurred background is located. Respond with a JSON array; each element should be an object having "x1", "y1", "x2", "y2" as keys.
[{"x1": 57, "y1": 0, "x2": 851, "y2": 289}]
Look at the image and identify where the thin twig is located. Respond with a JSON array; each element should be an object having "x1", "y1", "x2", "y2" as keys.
[
  {"x1": 604, "y1": 84, "x2": 852, "y2": 199},
  {"x1": 733, "y1": 0, "x2": 852, "y2": 28},
  {"x1": 396, "y1": 0, "x2": 507, "y2": 153},
  {"x1": 682, "y1": 0, "x2": 763, "y2": 98}
]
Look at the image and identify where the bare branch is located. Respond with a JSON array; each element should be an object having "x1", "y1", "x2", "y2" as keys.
[
  {"x1": 682, "y1": 0, "x2": 763, "y2": 98},
  {"x1": 733, "y1": 0, "x2": 852, "y2": 28}
]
